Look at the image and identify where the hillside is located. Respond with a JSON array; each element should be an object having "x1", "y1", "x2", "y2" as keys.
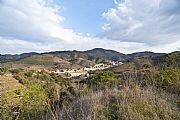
[
  {"x1": 1, "y1": 54, "x2": 82, "y2": 70},
  {"x1": 0, "y1": 52, "x2": 38, "y2": 62},
  {"x1": 109, "y1": 57, "x2": 153, "y2": 73},
  {"x1": 0, "y1": 48, "x2": 164, "y2": 69},
  {"x1": 127, "y1": 51, "x2": 165, "y2": 60},
  {"x1": 110, "y1": 51, "x2": 180, "y2": 73},
  {"x1": 110, "y1": 52, "x2": 180, "y2": 95},
  {"x1": 84, "y1": 48, "x2": 127, "y2": 61},
  {"x1": 0, "y1": 51, "x2": 179, "y2": 120}
]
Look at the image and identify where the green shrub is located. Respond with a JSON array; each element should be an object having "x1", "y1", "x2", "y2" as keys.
[
  {"x1": 90, "y1": 70, "x2": 118, "y2": 86},
  {"x1": 0, "y1": 67, "x2": 8, "y2": 75},
  {"x1": 0, "y1": 82, "x2": 48, "y2": 120},
  {"x1": 24, "y1": 70, "x2": 35, "y2": 77},
  {"x1": 13, "y1": 75, "x2": 24, "y2": 84},
  {"x1": 19, "y1": 82, "x2": 47, "y2": 113},
  {"x1": 142, "y1": 64, "x2": 151, "y2": 68},
  {"x1": 9, "y1": 68, "x2": 23, "y2": 75},
  {"x1": 154, "y1": 52, "x2": 180, "y2": 68},
  {"x1": 99, "y1": 96, "x2": 119, "y2": 120},
  {"x1": 143, "y1": 68, "x2": 180, "y2": 91}
]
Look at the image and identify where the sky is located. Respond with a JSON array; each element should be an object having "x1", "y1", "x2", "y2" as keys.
[{"x1": 0, "y1": 0, "x2": 180, "y2": 54}]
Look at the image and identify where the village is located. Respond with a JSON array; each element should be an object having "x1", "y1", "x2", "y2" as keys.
[{"x1": 52, "y1": 61, "x2": 123, "y2": 78}]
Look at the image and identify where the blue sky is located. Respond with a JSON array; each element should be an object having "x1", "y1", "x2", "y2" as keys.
[
  {"x1": 56, "y1": 0, "x2": 115, "y2": 35},
  {"x1": 0, "y1": 0, "x2": 180, "y2": 54}
]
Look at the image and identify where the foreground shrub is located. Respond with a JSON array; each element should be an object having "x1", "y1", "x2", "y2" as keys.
[
  {"x1": 89, "y1": 70, "x2": 121, "y2": 89},
  {"x1": 50, "y1": 85, "x2": 179, "y2": 120},
  {"x1": 142, "y1": 68, "x2": 180, "y2": 94},
  {"x1": 9, "y1": 68, "x2": 23, "y2": 75},
  {"x1": 0, "y1": 67, "x2": 8, "y2": 75},
  {"x1": 0, "y1": 82, "x2": 47, "y2": 120}
]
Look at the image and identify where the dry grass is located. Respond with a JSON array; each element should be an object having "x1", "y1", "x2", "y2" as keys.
[
  {"x1": 0, "y1": 75, "x2": 22, "y2": 94},
  {"x1": 46, "y1": 85, "x2": 179, "y2": 120}
]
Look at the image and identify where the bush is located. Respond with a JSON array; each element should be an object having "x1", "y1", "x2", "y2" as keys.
[
  {"x1": 0, "y1": 82, "x2": 48, "y2": 120},
  {"x1": 19, "y1": 82, "x2": 47, "y2": 114},
  {"x1": 89, "y1": 70, "x2": 118, "y2": 87},
  {"x1": 53, "y1": 85, "x2": 179, "y2": 120},
  {"x1": 24, "y1": 70, "x2": 35, "y2": 77},
  {"x1": 143, "y1": 68, "x2": 180, "y2": 92},
  {"x1": 0, "y1": 67, "x2": 8, "y2": 75},
  {"x1": 9, "y1": 68, "x2": 23, "y2": 75},
  {"x1": 154, "y1": 52, "x2": 180, "y2": 68},
  {"x1": 13, "y1": 75, "x2": 24, "y2": 84},
  {"x1": 99, "y1": 96, "x2": 119, "y2": 120},
  {"x1": 142, "y1": 64, "x2": 151, "y2": 68}
]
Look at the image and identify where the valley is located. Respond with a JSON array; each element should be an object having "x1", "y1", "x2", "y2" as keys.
[
  {"x1": 0, "y1": 48, "x2": 179, "y2": 120},
  {"x1": 1, "y1": 1, "x2": 180, "y2": 119}
]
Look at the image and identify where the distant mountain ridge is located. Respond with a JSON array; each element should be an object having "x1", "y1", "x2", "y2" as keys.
[
  {"x1": 0, "y1": 52, "x2": 38, "y2": 62},
  {"x1": 0, "y1": 48, "x2": 166, "y2": 63},
  {"x1": 84, "y1": 48, "x2": 126, "y2": 61},
  {"x1": 127, "y1": 51, "x2": 165, "y2": 60}
]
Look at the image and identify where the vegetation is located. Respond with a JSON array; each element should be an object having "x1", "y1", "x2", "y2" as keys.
[
  {"x1": 89, "y1": 70, "x2": 118, "y2": 86},
  {"x1": 53, "y1": 85, "x2": 179, "y2": 120},
  {"x1": 0, "y1": 67, "x2": 8, "y2": 75},
  {"x1": 0, "y1": 52, "x2": 180, "y2": 120},
  {"x1": 1, "y1": 81, "x2": 47, "y2": 120}
]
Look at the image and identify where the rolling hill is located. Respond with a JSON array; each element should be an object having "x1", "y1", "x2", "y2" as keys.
[{"x1": 0, "y1": 48, "x2": 165, "y2": 69}]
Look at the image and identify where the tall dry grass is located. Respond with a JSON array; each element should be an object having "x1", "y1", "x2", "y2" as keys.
[{"x1": 45, "y1": 85, "x2": 179, "y2": 120}]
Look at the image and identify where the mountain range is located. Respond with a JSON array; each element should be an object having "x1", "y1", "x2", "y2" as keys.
[
  {"x1": 0, "y1": 48, "x2": 167, "y2": 70},
  {"x1": 0, "y1": 48, "x2": 165, "y2": 62}
]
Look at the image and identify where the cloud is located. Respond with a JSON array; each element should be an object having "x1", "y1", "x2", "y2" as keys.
[
  {"x1": 0, "y1": 0, "x2": 179, "y2": 54},
  {"x1": 2, "y1": 35, "x2": 179, "y2": 54},
  {"x1": 0, "y1": 35, "x2": 149, "y2": 54},
  {"x1": 0, "y1": 0, "x2": 96, "y2": 53},
  {"x1": 0, "y1": 0, "x2": 91, "y2": 44},
  {"x1": 100, "y1": 0, "x2": 180, "y2": 45},
  {"x1": 0, "y1": 37, "x2": 47, "y2": 54}
]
